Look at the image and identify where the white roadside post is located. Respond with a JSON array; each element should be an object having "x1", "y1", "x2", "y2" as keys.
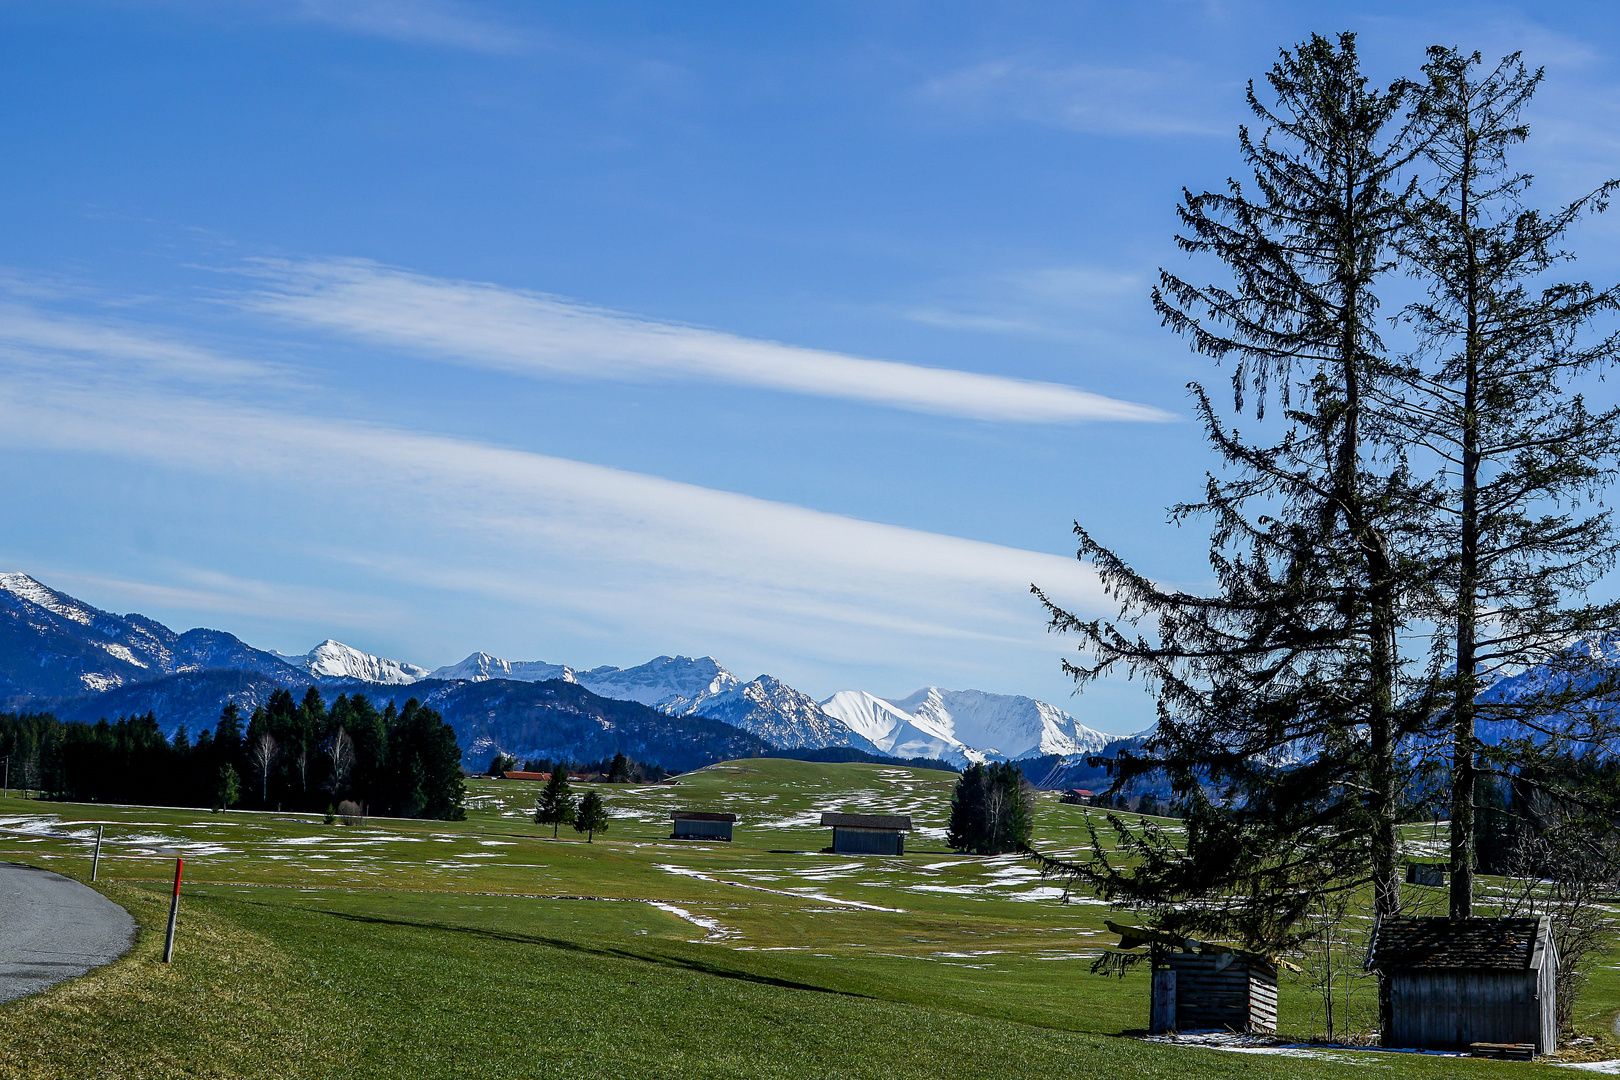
[
  {"x1": 163, "y1": 857, "x2": 184, "y2": 963},
  {"x1": 91, "y1": 825, "x2": 103, "y2": 882}
]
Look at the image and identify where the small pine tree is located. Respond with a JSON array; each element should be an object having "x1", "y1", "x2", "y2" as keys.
[
  {"x1": 535, "y1": 767, "x2": 576, "y2": 837},
  {"x1": 488, "y1": 753, "x2": 518, "y2": 777},
  {"x1": 214, "y1": 765, "x2": 241, "y2": 811},
  {"x1": 608, "y1": 753, "x2": 631, "y2": 783},
  {"x1": 575, "y1": 789, "x2": 610, "y2": 842}
]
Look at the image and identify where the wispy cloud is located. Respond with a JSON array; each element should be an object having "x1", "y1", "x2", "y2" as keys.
[
  {"x1": 283, "y1": 0, "x2": 527, "y2": 53},
  {"x1": 237, "y1": 258, "x2": 1172, "y2": 424},
  {"x1": 0, "y1": 303, "x2": 286, "y2": 387},
  {"x1": 0, "y1": 307, "x2": 1108, "y2": 684},
  {"x1": 892, "y1": 264, "x2": 1149, "y2": 341},
  {"x1": 917, "y1": 57, "x2": 1234, "y2": 138},
  {"x1": 19, "y1": 566, "x2": 395, "y2": 629}
]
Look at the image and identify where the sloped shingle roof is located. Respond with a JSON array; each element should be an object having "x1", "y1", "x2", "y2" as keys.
[
  {"x1": 1368, "y1": 917, "x2": 1549, "y2": 971},
  {"x1": 820, "y1": 812, "x2": 912, "y2": 830}
]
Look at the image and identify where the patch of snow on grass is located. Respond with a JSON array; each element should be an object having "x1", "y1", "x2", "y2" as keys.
[
  {"x1": 644, "y1": 901, "x2": 739, "y2": 942},
  {"x1": 1005, "y1": 887, "x2": 1069, "y2": 902}
]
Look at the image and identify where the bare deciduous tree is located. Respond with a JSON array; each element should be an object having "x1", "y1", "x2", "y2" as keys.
[
  {"x1": 249, "y1": 732, "x2": 279, "y2": 806},
  {"x1": 1493, "y1": 810, "x2": 1619, "y2": 1034},
  {"x1": 324, "y1": 727, "x2": 355, "y2": 796},
  {"x1": 1290, "y1": 892, "x2": 1376, "y2": 1043}
]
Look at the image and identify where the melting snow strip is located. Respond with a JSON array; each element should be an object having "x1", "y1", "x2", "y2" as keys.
[
  {"x1": 652, "y1": 863, "x2": 906, "y2": 912},
  {"x1": 644, "y1": 901, "x2": 739, "y2": 943}
]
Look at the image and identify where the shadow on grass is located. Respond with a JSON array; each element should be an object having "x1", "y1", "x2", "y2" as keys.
[{"x1": 288, "y1": 902, "x2": 878, "y2": 1001}]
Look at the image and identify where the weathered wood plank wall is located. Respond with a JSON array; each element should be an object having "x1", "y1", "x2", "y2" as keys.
[
  {"x1": 1163, "y1": 953, "x2": 1278, "y2": 1035},
  {"x1": 1387, "y1": 971, "x2": 1540, "y2": 1050}
]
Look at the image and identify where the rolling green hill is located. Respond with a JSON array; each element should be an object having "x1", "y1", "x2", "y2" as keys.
[{"x1": 1, "y1": 758, "x2": 1613, "y2": 1079}]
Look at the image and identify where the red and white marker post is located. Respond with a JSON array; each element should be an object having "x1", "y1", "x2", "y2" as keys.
[{"x1": 162, "y1": 857, "x2": 184, "y2": 963}]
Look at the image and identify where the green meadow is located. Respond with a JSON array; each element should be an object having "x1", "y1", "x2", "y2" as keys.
[{"x1": 1, "y1": 758, "x2": 1615, "y2": 1079}]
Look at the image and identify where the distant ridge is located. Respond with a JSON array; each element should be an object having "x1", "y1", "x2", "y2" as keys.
[{"x1": 0, "y1": 571, "x2": 1128, "y2": 771}]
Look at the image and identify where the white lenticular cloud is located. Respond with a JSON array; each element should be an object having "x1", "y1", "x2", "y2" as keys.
[
  {"x1": 0, "y1": 327, "x2": 1108, "y2": 674},
  {"x1": 240, "y1": 258, "x2": 1173, "y2": 424}
]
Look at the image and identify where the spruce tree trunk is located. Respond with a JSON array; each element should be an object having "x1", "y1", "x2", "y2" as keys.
[
  {"x1": 1450, "y1": 127, "x2": 1481, "y2": 921},
  {"x1": 1451, "y1": 346, "x2": 1480, "y2": 919},
  {"x1": 1369, "y1": 550, "x2": 1402, "y2": 921},
  {"x1": 1337, "y1": 167, "x2": 1402, "y2": 923}
]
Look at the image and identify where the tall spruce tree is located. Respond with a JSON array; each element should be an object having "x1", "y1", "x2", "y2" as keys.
[
  {"x1": 1396, "y1": 48, "x2": 1620, "y2": 918},
  {"x1": 575, "y1": 789, "x2": 609, "y2": 842},
  {"x1": 536, "y1": 766, "x2": 576, "y2": 837},
  {"x1": 1033, "y1": 33, "x2": 1431, "y2": 945}
]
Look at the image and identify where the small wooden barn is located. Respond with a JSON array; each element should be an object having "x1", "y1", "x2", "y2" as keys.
[
  {"x1": 670, "y1": 810, "x2": 737, "y2": 841},
  {"x1": 1367, "y1": 916, "x2": 1557, "y2": 1055},
  {"x1": 1404, "y1": 862, "x2": 1447, "y2": 887},
  {"x1": 1105, "y1": 922, "x2": 1279, "y2": 1035},
  {"x1": 820, "y1": 812, "x2": 912, "y2": 855}
]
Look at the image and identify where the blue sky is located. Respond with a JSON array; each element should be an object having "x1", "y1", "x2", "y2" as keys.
[{"x1": 3, "y1": 1, "x2": 1620, "y2": 733}]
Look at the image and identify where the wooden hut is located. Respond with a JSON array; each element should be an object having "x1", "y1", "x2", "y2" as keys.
[
  {"x1": 1105, "y1": 922, "x2": 1279, "y2": 1035},
  {"x1": 1367, "y1": 916, "x2": 1557, "y2": 1055},
  {"x1": 670, "y1": 810, "x2": 737, "y2": 841},
  {"x1": 820, "y1": 812, "x2": 912, "y2": 855},
  {"x1": 1404, "y1": 862, "x2": 1447, "y2": 887}
]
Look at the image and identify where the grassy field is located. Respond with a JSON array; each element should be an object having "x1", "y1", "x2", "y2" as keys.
[{"x1": 1, "y1": 758, "x2": 1615, "y2": 1078}]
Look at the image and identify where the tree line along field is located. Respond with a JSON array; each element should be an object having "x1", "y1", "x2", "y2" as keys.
[{"x1": 1, "y1": 758, "x2": 1615, "y2": 1079}]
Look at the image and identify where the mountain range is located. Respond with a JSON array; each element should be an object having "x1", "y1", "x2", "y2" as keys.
[{"x1": 0, "y1": 572, "x2": 1119, "y2": 774}]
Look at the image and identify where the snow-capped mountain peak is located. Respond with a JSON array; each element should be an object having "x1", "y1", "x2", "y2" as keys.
[
  {"x1": 0, "y1": 572, "x2": 97, "y2": 626},
  {"x1": 886, "y1": 686, "x2": 1112, "y2": 760},
  {"x1": 575, "y1": 655, "x2": 741, "y2": 710},
  {"x1": 277, "y1": 639, "x2": 430, "y2": 685},
  {"x1": 657, "y1": 673, "x2": 881, "y2": 754},
  {"x1": 428, "y1": 651, "x2": 576, "y2": 684},
  {"x1": 819, "y1": 690, "x2": 980, "y2": 766}
]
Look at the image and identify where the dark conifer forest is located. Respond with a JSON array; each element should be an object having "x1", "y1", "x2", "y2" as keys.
[{"x1": 0, "y1": 688, "x2": 465, "y2": 819}]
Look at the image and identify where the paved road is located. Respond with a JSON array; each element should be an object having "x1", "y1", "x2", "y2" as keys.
[{"x1": 0, "y1": 862, "x2": 136, "y2": 1003}]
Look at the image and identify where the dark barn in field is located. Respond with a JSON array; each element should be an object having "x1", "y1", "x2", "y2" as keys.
[
  {"x1": 670, "y1": 810, "x2": 737, "y2": 841},
  {"x1": 1404, "y1": 862, "x2": 1447, "y2": 887},
  {"x1": 820, "y1": 812, "x2": 911, "y2": 855},
  {"x1": 1105, "y1": 922, "x2": 1279, "y2": 1035},
  {"x1": 1153, "y1": 952, "x2": 1276, "y2": 1036},
  {"x1": 1150, "y1": 950, "x2": 1279, "y2": 1035},
  {"x1": 1368, "y1": 917, "x2": 1557, "y2": 1055}
]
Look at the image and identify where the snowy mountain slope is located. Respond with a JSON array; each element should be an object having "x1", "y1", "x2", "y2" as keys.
[
  {"x1": 886, "y1": 687, "x2": 1113, "y2": 760},
  {"x1": 273, "y1": 639, "x2": 431, "y2": 685},
  {"x1": 668, "y1": 675, "x2": 882, "y2": 753},
  {"x1": 437, "y1": 652, "x2": 878, "y2": 753},
  {"x1": 0, "y1": 572, "x2": 302, "y2": 698},
  {"x1": 574, "y1": 655, "x2": 741, "y2": 709},
  {"x1": 428, "y1": 651, "x2": 576, "y2": 684},
  {"x1": 0, "y1": 572, "x2": 1121, "y2": 766},
  {"x1": 819, "y1": 690, "x2": 978, "y2": 766}
]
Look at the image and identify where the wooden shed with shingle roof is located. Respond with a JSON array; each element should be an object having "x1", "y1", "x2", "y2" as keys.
[
  {"x1": 1105, "y1": 922, "x2": 1280, "y2": 1035},
  {"x1": 1367, "y1": 916, "x2": 1557, "y2": 1055},
  {"x1": 820, "y1": 812, "x2": 912, "y2": 855},
  {"x1": 670, "y1": 810, "x2": 738, "y2": 841}
]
